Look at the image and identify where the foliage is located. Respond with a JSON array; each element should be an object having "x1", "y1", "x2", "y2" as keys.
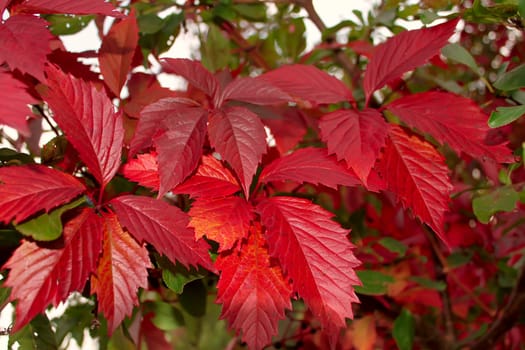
[{"x1": 0, "y1": 0, "x2": 524, "y2": 349}]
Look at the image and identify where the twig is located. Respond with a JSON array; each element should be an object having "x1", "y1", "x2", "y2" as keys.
[
  {"x1": 469, "y1": 263, "x2": 525, "y2": 349},
  {"x1": 34, "y1": 104, "x2": 60, "y2": 136}
]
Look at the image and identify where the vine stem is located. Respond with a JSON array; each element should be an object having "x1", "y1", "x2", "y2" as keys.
[{"x1": 34, "y1": 104, "x2": 60, "y2": 136}]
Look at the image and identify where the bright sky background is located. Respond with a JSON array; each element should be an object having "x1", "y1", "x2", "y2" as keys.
[{"x1": 0, "y1": 1, "x2": 377, "y2": 349}]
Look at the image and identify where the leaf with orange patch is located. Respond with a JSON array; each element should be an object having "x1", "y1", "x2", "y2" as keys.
[{"x1": 91, "y1": 212, "x2": 150, "y2": 334}]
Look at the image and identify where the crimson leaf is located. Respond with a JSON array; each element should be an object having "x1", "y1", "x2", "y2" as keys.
[
  {"x1": 259, "y1": 147, "x2": 362, "y2": 189},
  {"x1": 257, "y1": 196, "x2": 361, "y2": 344},
  {"x1": 3, "y1": 209, "x2": 103, "y2": 331},
  {"x1": 363, "y1": 18, "x2": 458, "y2": 104},
  {"x1": 99, "y1": 11, "x2": 139, "y2": 96},
  {"x1": 386, "y1": 91, "x2": 513, "y2": 163},
  {"x1": 260, "y1": 64, "x2": 353, "y2": 106},
  {"x1": 0, "y1": 70, "x2": 38, "y2": 136},
  {"x1": 121, "y1": 152, "x2": 160, "y2": 191},
  {"x1": 153, "y1": 108, "x2": 207, "y2": 197},
  {"x1": 319, "y1": 108, "x2": 388, "y2": 184},
  {"x1": 219, "y1": 77, "x2": 290, "y2": 106},
  {"x1": 12, "y1": 0, "x2": 123, "y2": 17},
  {"x1": 208, "y1": 106, "x2": 267, "y2": 197},
  {"x1": 91, "y1": 212, "x2": 151, "y2": 335},
  {"x1": 44, "y1": 65, "x2": 124, "y2": 187},
  {"x1": 0, "y1": 15, "x2": 52, "y2": 81},
  {"x1": 189, "y1": 196, "x2": 254, "y2": 252},
  {"x1": 174, "y1": 155, "x2": 241, "y2": 198},
  {"x1": 161, "y1": 58, "x2": 220, "y2": 101},
  {"x1": 0, "y1": 165, "x2": 85, "y2": 224},
  {"x1": 216, "y1": 224, "x2": 292, "y2": 349},
  {"x1": 110, "y1": 195, "x2": 215, "y2": 272},
  {"x1": 377, "y1": 126, "x2": 452, "y2": 245}
]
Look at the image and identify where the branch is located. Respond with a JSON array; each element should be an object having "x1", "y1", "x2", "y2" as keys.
[
  {"x1": 469, "y1": 263, "x2": 525, "y2": 349},
  {"x1": 294, "y1": 0, "x2": 356, "y2": 78}
]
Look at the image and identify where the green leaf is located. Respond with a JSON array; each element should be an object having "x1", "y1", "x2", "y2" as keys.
[
  {"x1": 107, "y1": 327, "x2": 135, "y2": 350},
  {"x1": 200, "y1": 23, "x2": 232, "y2": 72},
  {"x1": 520, "y1": 0, "x2": 525, "y2": 17},
  {"x1": 393, "y1": 309, "x2": 415, "y2": 350},
  {"x1": 494, "y1": 64, "x2": 525, "y2": 91},
  {"x1": 46, "y1": 15, "x2": 94, "y2": 36},
  {"x1": 158, "y1": 255, "x2": 204, "y2": 294},
  {"x1": 233, "y1": 3, "x2": 267, "y2": 22},
  {"x1": 137, "y1": 14, "x2": 165, "y2": 34},
  {"x1": 144, "y1": 301, "x2": 184, "y2": 331},
  {"x1": 9, "y1": 314, "x2": 58, "y2": 350},
  {"x1": 446, "y1": 251, "x2": 473, "y2": 268},
  {"x1": 14, "y1": 197, "x2": 86, "y2": 241},
  {"x1": 354, "y1": 270, "x2": 394, "y2": 296},
  {"x1": 489, "y1": 105, "x2": 525, "y2": 128},
  {"x1": 274, "y1": 17, "x2": 306, "y2": 60},
  {"x1": 378, "y1": 237, "x2": 407, "y2": 257},
  {"x1": 409, "y1": 276, "x2": 446, "y2": 291},
  {"x1": 0, "y1": 148, "x2": 34, "y2": 165},
  {"x1": 473, "y1": 186, "x2": 519, "y2": 224},
  {"x1": 442, "y1": 43, "x2": 480, "y2": 74},
  {"x1": 179, "y1": 279, "x2": 207, "y2": 317},
  {"x1": 52, "y1": 302, "x2": 95, "y2": 346}
]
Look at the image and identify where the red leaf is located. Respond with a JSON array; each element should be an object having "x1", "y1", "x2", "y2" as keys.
[
  {"x1": 0, "y1": 70, "x2": 38, "y2": 136},
  {"x1": 161, "y1": 58, "x2": 219, "y2": 101},
  {"x1": 386, "y1": 91, "x2": 513, "y2": 163},
  {"x1": 260, "y1": 64, "x2": 353, "y2": 106},
  {"x1": 44, "y1": 65, "x2": 124, "y2": 187},
  {"x1": 216, "y1": 224, "x2": 292, "y2": 349},
  {"x1": 208, "y1": 106, "x2": 267, "y2": 197},
  {"x1": 0, "y1": 15, "x2": 52, "y2": 81},
  {"x1": 219, "y1": 77, "x2": 290, "y2": 106},
  {"x1": 128, "y1": 97, "x2": 200, "y2": 158},
  {"x1": 263, "y1": 107, "x2": 308, "y2": 154},
  {"x1": 259, "y1": 147, "x2": 362, "y2": 189},
  {"x1": 319, "y1": 108, "x2": 388, "y2": 185},
  {"x1": 99, "y1": 11, "x2": 139, "y2": 96},
  {"x1": 0, "y1": 165, "x2": 85, "y2": 224},
  {"x1": 110, "y1": 195, "x2": 215, "y2": 272},
  {"x1": 91, "y1": 212, "x2": 150, "y2": 335},
  {"x1": 174, "y1": 155, "x2": 241, "y2": 198},
  {"x1": 140, "y1": 313, "x2": 172, "y2": 350},
  {"x1": 122, "y1": 152, "x2": 160, "y2": 191},
  {"x1": 12, "y1": 0, "x2": 123, "y2": 16},
  {"x1": 154, "y1": 108, "x2": 207, "y2": 197},
  {"x1": 3, "y1": 209, "x2": 103, "y2": 331},
  {"x1": 190, "y1": 196, "x2": 254, "y2": 252},
  {"x1": 123, "y1": 73, "x2": 176, "y2": 118},
  {"x1": 363, "y1": 19, "x2": 458, "y2": 104},
  {"x1": 378, "y1": 126, "x2": 452, "y2": 245},
  {"x1": 257, "y1": 197, "x2": 361, "y2": 343}
]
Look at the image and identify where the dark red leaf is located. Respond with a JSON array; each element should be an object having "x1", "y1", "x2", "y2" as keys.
[
  {"x1": 0, "y1": 70, "x2": 38, "y2": 136},
  {"x1": 260, "y1": 64, "x2": 353, "y2": 106},
  {"x1": 122, "y1": 152, "x2": 160, "y2": 191},
  {"x1": 363, "y1": 19, "x2": 458, "y2": 105},
  {"x1": 378, "y1": 126, "x2": 452, "y2": 245},
  {"x1": 386, "y1": 91, "x2": 513, "y2": 163},
  {"x1": 190, "y1": 196, "x2": 254, "y2": 252},
  {"x1": 257, "y1": 197, "x2": 361, "y2": 344},
  {"x1": 128, "y1": 97, "x2": 200, "y2": 158},
  {"x1": 263, "y1": 107, "x2": 308, "y2": 154},
  {"x1": 99, "y1": 11, "x2": 139, "y2": 96},
  {"x1": 259, "y1": 147, "x2": 362, "y2": 189},
  {"x1": 208, "y1": 106, "x2": 267, "y2": 197},
  {"x1": 173, "y1": 155, "x2": 241, "y2": 198},
  {"x1": 44, "y1": 65, "x2": 124, "y2": 187},
  {"x1": 110, "y1": 195, "x2": 215, "y2": 272},
  {"x1": 154, "y1": 108, "x2": 207, "y2": 197},
  {"x1": 0, "y1": 165, "x2": 85, "y2": 224},
  {"x1": 161, "y1": 58, "x2": 220, "y2": 101},
  {"x1": 123, "y1": 73, "x2": 176, "y2": 118},
  {"x1": 3, "y1": 209, "x2": 103, "y2": 331},
  {"x1": 91, "y1": 212, "x2": 150, "y2": 335},
  {"x1": 12, "y1": 0, "x2": 123, "y2": 16},
  {"x1": 216, "y1": 224, "x2": 292, "y2": 349},
  {"x1": 220, "y1": 77, "x2": 290, "y2": 106},
  {"x1": 319, "y1": 108, "x2": 388, "y2": 185},
  {"x1": 0, "y1": 15, "x2": 52, "y2": 81},
  {"x1": 140, "y1": 313, "x2": 172, "y2": 350}
]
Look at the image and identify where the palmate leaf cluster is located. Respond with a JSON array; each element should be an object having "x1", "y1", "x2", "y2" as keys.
[{"x1": 0, "y1": 0, "x2": 524, "y2": 349}]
